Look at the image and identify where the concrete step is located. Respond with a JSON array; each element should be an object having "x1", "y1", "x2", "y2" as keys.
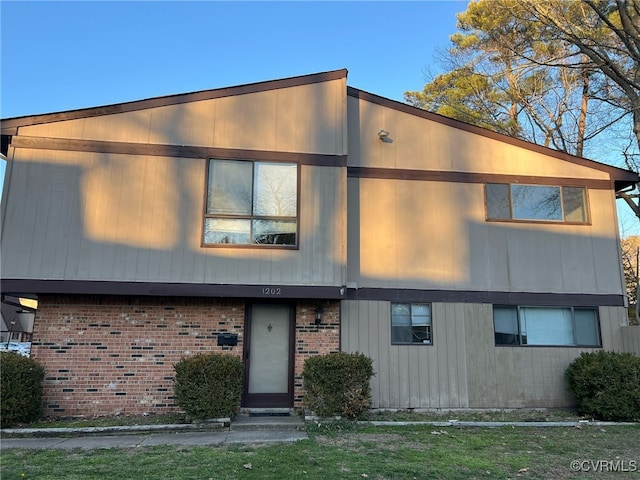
[{"x1": 231, "y1": 413, "x2": 305, "y2": 431}]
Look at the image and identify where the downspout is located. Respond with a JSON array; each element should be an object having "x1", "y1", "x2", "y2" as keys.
[{"x1": 634, "y1": 248, "x2": 640, "y2": 325}]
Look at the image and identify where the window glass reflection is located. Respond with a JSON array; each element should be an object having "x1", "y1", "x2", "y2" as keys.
[
  {"x1": 204, "y1": 218, "x2": 251, "y2": 244},
  {"x1": 486, "y1": 183, "x2": 511, "y2": 219},
  {"x1": 512, "y1": 185, "x2": 562, "y2": 221},
  {"x1": 204, "y1": 159, "x2": 298, "y2": 247},
  {"x1": 253, "y1": 220, "x2": 296, "y2": 245},
  {"x1": 253, "y1": 163, "x2": 297, "y2": 217},
  {"x1": 563, "y1": 187, "x2": 587, "y2": 222},
  {"x1": 486, "y1": 183, "x2": 587, "y2": 223},
  {"x1": 206, "y1": 160, "x2": 252, "y2": 215}
]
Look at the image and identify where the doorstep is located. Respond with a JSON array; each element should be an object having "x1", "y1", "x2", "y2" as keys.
[{"x1": 231, "y1": 413, "x2": 305, "y2": 431}]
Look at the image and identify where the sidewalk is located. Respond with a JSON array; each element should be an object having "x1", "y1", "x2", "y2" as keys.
[
  {"x1": 2, "y1": 418, "x2": 633, "y2": 450},
  {"x1": 0, "y1": 414, "x2": 308, "y2": 450},
  {"x1": 0, "y1": 429, "x2": 308, "y2": 450}
]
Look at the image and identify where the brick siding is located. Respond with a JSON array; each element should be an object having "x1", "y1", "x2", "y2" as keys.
[{"x1": 31, "y1": 295, "x2": 340, "y2": 418}]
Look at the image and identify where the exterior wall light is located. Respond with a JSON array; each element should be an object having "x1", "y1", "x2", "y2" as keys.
[{"x1": 315, "y1": 306, "x2": 324, "y2": 326}]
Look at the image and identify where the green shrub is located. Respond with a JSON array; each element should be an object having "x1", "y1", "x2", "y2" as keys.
[
  {"x1": 173, "y1": 353, "x2": 243, "y2": 419},
  {"x1": 302, "y1": 352, "x2": 374, "y2": 419},
  {"x1": 565, "y1": 350, "x2": 640, "y2": 422},
  {"x1": 1, "y1": 351, "x2": 45, "y2": 427}
]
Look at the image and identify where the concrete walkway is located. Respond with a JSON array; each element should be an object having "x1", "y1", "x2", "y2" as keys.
[
  {"x1": 0, "y1": 429, "x2": 308, "y2": 450},
  {"x1": 0, "y1": 414, "x2": 308, "y2": 450},
  {"x1": 2, "y1": 417, "x2": 634, "y2": 450}
]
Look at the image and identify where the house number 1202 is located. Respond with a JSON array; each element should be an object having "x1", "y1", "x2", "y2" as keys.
[{"x1": 262, "y1": 287, "x2": 282, "y2": 295}]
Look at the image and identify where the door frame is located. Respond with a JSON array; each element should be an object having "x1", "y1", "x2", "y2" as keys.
[{"x1": 242, "y1": 302, "x2": 296, "y2": 408}]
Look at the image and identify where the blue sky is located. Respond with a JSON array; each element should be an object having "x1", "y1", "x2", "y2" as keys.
[
  {"x1": 1, "y1": 0, "x2": 637, "y2": 235},
  {"x1": 1, "y1": 1, "x2": 466, "y2": 118}
]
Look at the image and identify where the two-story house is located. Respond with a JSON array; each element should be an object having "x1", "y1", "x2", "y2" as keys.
[{"x1": 2, "y1": 69, "x2": 639, "y2": 417}]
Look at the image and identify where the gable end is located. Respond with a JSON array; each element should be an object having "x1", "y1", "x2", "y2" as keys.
[
  {"x1": 347, "y1": 86, "x2": 638, "y2": 191},
  {"x1": 1, "y1": 69, "x2": 349, "y2": 134}
]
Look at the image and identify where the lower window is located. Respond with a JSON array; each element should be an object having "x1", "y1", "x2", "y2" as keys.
[
  {"x1": 493, "y1": 305, "x2": 601, "y2": 347},
  {"x1": 391, "y1": 303, "x2": 432, "y2": 345}
]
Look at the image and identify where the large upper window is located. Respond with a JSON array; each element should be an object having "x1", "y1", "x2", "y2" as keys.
[
  {"x1": 486, "y1": 183, "x2": 588, "y2": 223},
  {"x1": 493, "y1": 306, "x2": 601, "y2": 347},
  {"x1": 391, "y1": 303, "x2": 432, "y2": 345},
  {"x1": 203, "y1": 159, "x2": 298, "y2": 246}
]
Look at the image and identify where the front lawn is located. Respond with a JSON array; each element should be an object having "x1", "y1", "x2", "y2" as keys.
[{"x1": 2, "y1": 424, "x2": 639, "y2": 479}]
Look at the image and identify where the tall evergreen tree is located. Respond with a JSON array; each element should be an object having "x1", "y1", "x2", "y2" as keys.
[{"x1": 406, "y1": 0, "x2": 640, "y2": 219}]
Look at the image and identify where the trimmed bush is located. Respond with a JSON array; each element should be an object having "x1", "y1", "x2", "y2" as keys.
[
  {"x1": 173, "y1": 353, "x2": 243, "y2": 419},
  {"x1": 565, "y1": 350, "x2": 640, "y2": 422},
  {"x1": 1, "y1": 351, "x2": 45, "y2": 427},
  {"x1": 302, "y1": 352, "x2": 374, "y2": 419}
]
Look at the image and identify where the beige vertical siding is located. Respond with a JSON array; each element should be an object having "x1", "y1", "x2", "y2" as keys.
[
  {"x1": 347, "y1": 96, "x2": 609, "y2": 178},
  {"x1": 2, "y1": 76, "x2": 348, "y2": 286},
  {"x1": 598, "y1": 306, "x2": 626, "y2": 352},
  {"x1": 342, "y1": 301, "x2": 629, "y2": 409},
  {"x1": 341, "y1": 300, "x2": 469, "y2": 409},
  {"x1": 348, "y1": 177, "x2": 624, "y2": 296},
  {"x1": 622, "y1": 326, "x2": 640, "y2": 354},
  {"x1": 346, "y1": 94, "x2": 624, "y2": 298},
  {"x1": 1, "y1": 148, "x2": 346, "y2": 286},
  {"x1": 19, "y1": 81, "x2": 347, "y2": 156},
  {"x1": 465, "y1": 305, "x2": 627, "y2": 408}
]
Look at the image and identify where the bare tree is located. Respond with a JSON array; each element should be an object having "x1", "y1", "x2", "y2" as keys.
[
  {"x1": 508, "y1": 0, "x2": 640, "y2": 218},
  {"x1": 621, "y1": 235, "x2": 640, "y2": 324},
  {"x1": 407, "y1": 0, "x2": 640, "y2": 220}
]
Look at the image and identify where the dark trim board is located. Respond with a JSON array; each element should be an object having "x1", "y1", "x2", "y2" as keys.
[
  {"x1": 10, "y1": 136, "x2": 348, "y2": 167},
  {"x1": 1, "y1": 279, "x2": 347, "y2": 300},
  {"x1": 12, "y1": 135, "x2": 615, "y2": 190},
  {"x1": 348, "y1": 166, "x2": 613, "y2": 190},
  {"x1": 347, "y1": 288, "x2": 626, "y2": 307},
  {"x1": 2, "y1": 279, "x2": 624, "y2": 307}
]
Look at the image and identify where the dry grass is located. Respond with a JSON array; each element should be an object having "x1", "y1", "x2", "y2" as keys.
[{"x1": 3, "y1": 423, "x2": 638, "y2": 479}]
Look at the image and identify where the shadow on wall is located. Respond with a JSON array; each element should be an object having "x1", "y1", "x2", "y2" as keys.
[
  {"x1": 348, "y1": 182, "x2": 623, "y2": 296},
  {"x1": 1, "y1": 87, "x2": 346, "y2": 286}
]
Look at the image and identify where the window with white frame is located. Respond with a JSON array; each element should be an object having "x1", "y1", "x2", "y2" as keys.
[
  {"x1": 391, "y1": 303, "x2": 432, "y2": 345},
  {"x1": 493, "y1": 306, "x2": 601, "y2": 347},
  {"x1": 486, "y1": 183, "x2": 588, "y2": 223},
  {"x1": 203, "y1": 159, "x2": 298, "y2": 246}
]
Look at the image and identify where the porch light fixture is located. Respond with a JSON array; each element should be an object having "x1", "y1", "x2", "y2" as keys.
[
  {"x1": 377, "y1": 129, "x2": 390, "y2": 140},
  {"x1": 314, "y1": 306, "x2": 324, "y2": 326}
]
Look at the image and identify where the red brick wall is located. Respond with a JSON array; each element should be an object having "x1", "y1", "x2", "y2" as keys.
[
  {"x1": 294, "y1": 302, "x2": 341, "y2": 406},
  {"x1": 31, "y1": 295, "x2": 339, "y2": 418}
]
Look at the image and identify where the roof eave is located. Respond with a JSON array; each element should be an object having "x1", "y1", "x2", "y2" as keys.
[{"x1": 615, "y1": 178, "x2": 638, "y2": 193}]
